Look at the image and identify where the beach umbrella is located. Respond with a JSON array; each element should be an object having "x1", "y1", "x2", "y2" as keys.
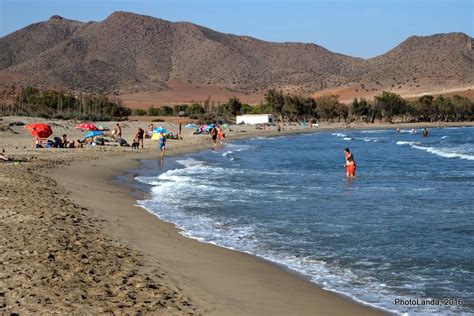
[
  {"x1": 151, "y1": 132, "x2": 161, "y2": 140},
  {"x1": 153, "y1": 127, "x2": 169, "y2": 134},
  {"x1": 203, "y1": 124, "x2": 215, "y2": 132},
  {"x1": 84, "y1": 130, "x2": 104, "y2": 138},
  {"x1": 75, "y1": 122, "x2": 98, "y2": 131},
  {"x1": 24, "y1": 123, "x2": 53, "y2": 139}
]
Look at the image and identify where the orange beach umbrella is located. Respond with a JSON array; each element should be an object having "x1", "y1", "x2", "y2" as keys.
[{"x1": 24, "y1": 123, "x2": 53, "y2": 139}]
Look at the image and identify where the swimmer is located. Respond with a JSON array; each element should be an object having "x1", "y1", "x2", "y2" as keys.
[{"x1": 344, "y1": 148, "x2": 356, "y2": 177}]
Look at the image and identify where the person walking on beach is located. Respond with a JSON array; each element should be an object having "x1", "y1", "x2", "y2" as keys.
[
  {"x1": 134, "y1": 128, "x2": 145, "y2": 149},
  {"x1": 114, "y1": 123, "x2": 122, "y2": 141},
  {"x1": 159, "y1": 132, "x2": 167, "y2": 157},
  {"x1": 217, "y1": 126, "x2": 225, "y2": 144},
  {"x1": 344, "y1": 148, "x2": 356, "y2": 177},
  {"x1": 210, "y1": 125, "x2": 218, "y2": 146}
]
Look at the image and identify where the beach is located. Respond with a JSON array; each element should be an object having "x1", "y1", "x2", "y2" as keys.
[{"x1": 2, "y1": 116, "x2": 473, "y2": 314}]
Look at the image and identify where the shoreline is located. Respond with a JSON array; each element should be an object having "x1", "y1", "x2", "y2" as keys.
[
  {"x1": 43, "y1": 123, "x2": 399, "y2": 315},
  {"x1": 4, "y1": 119, "x2": 473, "y2": 314},
  {"x1": 49, "y1": 141, "x2": 390, "y2": 316},
  {"x1": 126, "y1": 155, "x2": 395, "y2": 314}
]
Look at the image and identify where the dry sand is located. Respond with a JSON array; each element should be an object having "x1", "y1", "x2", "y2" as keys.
[{"x1": 2, "y1": 116, "x2": 473, "y2": 314}]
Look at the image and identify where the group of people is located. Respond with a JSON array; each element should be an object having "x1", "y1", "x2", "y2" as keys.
[
  {"x1": 133, "y1": 123, "x2": 183, "y2": 157},
  {"x1": 396, "y1": 127, "x2": 429, "y2": 137},
  {"x1": 34, "y1": 134, "x2": 80, "y2": 149},
  {"x1": 209, "y1": 125, "x2": 226, "y2": 146}
]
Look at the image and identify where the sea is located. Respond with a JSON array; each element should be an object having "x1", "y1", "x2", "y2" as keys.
[{"x1": 129, "y1": 126, "x2": 474, "y2": 315}]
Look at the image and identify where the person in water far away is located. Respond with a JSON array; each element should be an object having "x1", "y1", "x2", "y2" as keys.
[{"x1": 344, "y1": 148, "x2": 356, "y2": 177}]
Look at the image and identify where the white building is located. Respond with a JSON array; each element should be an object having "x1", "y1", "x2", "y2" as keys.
[{"x1": 236, "y1": 114, "x2": 274, "y2": 124}]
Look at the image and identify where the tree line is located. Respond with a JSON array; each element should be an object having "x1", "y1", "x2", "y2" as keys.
[
  {"x1": 0, "y1": 85, "x2": 131, "y2": 120},
  {"x1": 1, "y1": 85, "x2": 472, "y2": 123},
  {"x1": 264, "y1": 89, "x2": 473, "y2": 123},
  {"x1": 135, "y1": 89, "x2": 473, "y2": 123}
]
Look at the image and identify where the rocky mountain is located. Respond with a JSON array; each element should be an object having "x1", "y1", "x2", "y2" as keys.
[{"x1": 0, "y1": 11, "x2": 472, "y2": 95}]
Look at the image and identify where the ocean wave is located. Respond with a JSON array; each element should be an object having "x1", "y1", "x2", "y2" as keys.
[
  {"x1": 361, "y1": 137, "x2": 379, "y2": 142},
  {"x1": 396, "y1": 141, "x2": 419, "y2": 146},
  {"x1": 132, "y1": 129, "x2": 473, "y2": 316},
  {"x1": 396, "y1": 141, "x2": 474, "y2": 161},
  {"x1": 359, "y1": 129, "x2": 390, "y2": 134},
  {"x1": 137, "y1": 196, "x2": 413, "y2": 315},
  {"x1": 411, "y1": 145, "x2": 474, "y2": 161},
  {"x1": 224, "y1": 142, "x2": 255, "y2": 152}
]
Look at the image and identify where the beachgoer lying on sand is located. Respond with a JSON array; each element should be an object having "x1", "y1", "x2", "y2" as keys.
[{"x1": 0, "y1": 150, "x2": 11, "y2": 162}]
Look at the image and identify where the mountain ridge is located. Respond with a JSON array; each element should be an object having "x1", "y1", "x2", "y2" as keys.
[{"x1": 0, "y1": 11, "x2": 472, "y2": 98}]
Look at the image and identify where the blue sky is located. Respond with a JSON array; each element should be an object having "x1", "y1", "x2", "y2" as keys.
[{"x1": 1, "y1": 0, "x2": 472, "y2": 58}]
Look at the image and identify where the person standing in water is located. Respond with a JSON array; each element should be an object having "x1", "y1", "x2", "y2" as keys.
[
  {"x1": 422, "y1": 128, "x2": 429, "y2": 137},
  {"x1": 344, "y1": 148, "x2": 356, "y2": 177},
  {"x1": 159, "y1": 132, "x2": 166, "y2": 157},
  {"x1": 210, "y1": 125, "x2": 218, "y2": 146}
]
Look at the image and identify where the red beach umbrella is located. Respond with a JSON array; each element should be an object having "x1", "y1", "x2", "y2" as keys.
[
  {"x1": 24, "y1": 123, "x2": 53, "y2": 139},
  {"x1": 75, "y1": 122, "x2": 98, "y2": 131}
]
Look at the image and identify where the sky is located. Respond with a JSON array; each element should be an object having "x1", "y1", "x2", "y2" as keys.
[{"x1": 0, "y1": 0, "x2": 472, "y2": 58}]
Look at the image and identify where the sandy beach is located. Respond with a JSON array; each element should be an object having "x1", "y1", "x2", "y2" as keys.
[{"x1": 2, "y1": 116, "x2": 473, "y2": 314}]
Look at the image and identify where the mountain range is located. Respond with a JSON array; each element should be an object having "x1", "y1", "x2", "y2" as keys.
[{"x1": 0, "y1": 11, "x2": 472, "y2": 105}]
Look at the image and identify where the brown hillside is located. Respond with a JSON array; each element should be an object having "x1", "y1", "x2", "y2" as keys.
[
  {"x1": 0, "y1": 11, "x2": 472, "y2": 102},
  {"x1": 359, "y1": 32, "x2": 473, "y2": 92}
]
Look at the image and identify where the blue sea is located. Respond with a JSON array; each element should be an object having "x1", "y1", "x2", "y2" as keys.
[{"x1": 132, "y1": 127, "x2": 474, "y2": 315}]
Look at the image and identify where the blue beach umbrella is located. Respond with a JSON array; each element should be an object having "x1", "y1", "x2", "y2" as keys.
[
  {"x1": 204, "y1": 124, "x2": 215, "y2": 132},
  {"x1": 153, "y1": 127, "x2": 169, "y2": 134},
  {"x1": 84, "y1": 130, "x2": 104, "y2": 138}
]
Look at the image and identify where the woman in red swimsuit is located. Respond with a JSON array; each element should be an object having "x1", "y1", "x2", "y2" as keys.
[{"x1": 344, "y1": 148, "x2": 356, "y2": 177}]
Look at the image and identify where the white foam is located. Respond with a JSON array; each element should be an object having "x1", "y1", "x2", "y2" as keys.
[
  {"x1": 176, "y1": 158, "x2": 206, "y2": 168},
  {"x1": 135, "y1": 176, "x2": 161, "y2": 185},
  {"x1": 411, "y1": 145, "x2": 474, "y2": 161},
  {"x1": 362, "y1": 137, "x2": 379, "y2": 142},
  {"x1": 359, "y1": 129, "x2": 389, "y2": 134},
  {"x1": 332, "y1": 133, "x2": 347, "y2": 138},
  {"x1": 224, "y1": 142, "x2": 254, "y2": 152},
  {"x1": 396, "y1": 141, "x2": 418, "y2": 146},
  {"x1": 343, "y1": 137, "x2": 352, "y2": 141},
  {"x1": 397, "y1": 141, "x2": 474, "y2": 161}
]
